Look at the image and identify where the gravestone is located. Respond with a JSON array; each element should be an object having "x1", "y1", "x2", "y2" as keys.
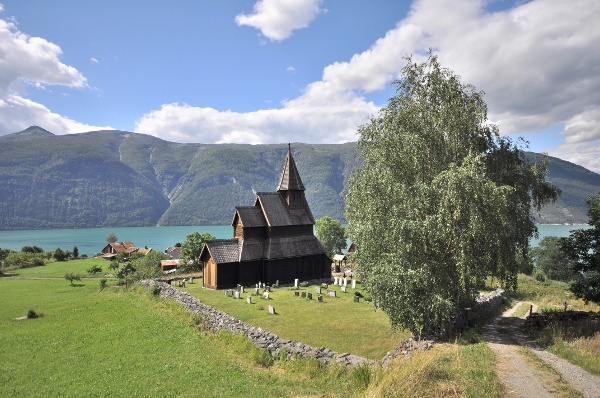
[
  {"x1": 240, "y1": 286, "x2": 244, "y2": 293},
  {"x1": 295, "y1": 291, "x2": 300, "y2": 297},
  {"x1": 352, "y1": 279, "x2": 356, "y2": 289},
  {"x1": 307, "y1": 293, "x2": 312, "y2": 300},
  {"x1": 258, "y1": 281, "x2": 262, "y2": 289},
  {"x1": 315, "y1": 287, "x2": 321, "y2": 294},
  {"x1": 343, "y1": 278, "x2": 347, "y2": 286},
  {"x1": 234, "y1": 291, "x2": 240, "y2": 299},
  {"x1": 328, "y1": 290, "x2": 336, "y2": 298},
  {"x1": 317, "y1": 295, "x2": 323, "y2": 303},
  {"x1": 189, "y1": 277, "x2": 193, "y2": 284},
  {"x1": 334, "y1": 277, "x2": 339, "y2": 285},
  {"x1": 354, "y1": 296, "x2": 360, "y2": 303},
  {"x1": 247, "y1": 296, "x2": 252, "y2": 304},
  {"x1": 224, "y1": 290, "x2": 229, "y2": 296},
  {"x1": 294, "y1": 279, "x2": 299, "y2": 289},
  {"x1": 268, "y1": 305, "x2": 275, "y2": 314},
  {"x1": 301, "y1": 292, "x2": 306, "y2": 298},
  {"x1": 263, "y1": 291, "x2": 270, "y2": 300},
  {"x1": 341, "y1": 286, "x2": 346, "y2": 293},
  {"x1": 255, "y1": 287, "x2": 259, "y2": 295},
  {"x1": 275, "y1": 280, "x2": 279, "y2": 288}
]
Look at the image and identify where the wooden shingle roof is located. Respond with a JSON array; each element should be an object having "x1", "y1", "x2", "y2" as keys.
[
  {"x1": 277, "y1": 144, "x2": 305, "y2": 192},
  {"x1": 201, "y1": 239, "x2": 241, "y2": 264},
  {"x1": 233, "y1": 206, "x2": 267, "y2": 228},
  {"x1": 255, "y1": 192, "x2": 314, "y2": 227}
]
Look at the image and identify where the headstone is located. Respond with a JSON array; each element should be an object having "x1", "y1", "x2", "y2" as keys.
[
  {"x1": 224, "y1": 290, "x2": 228, "y2": 296},
  {"x1": 354, "y1": 296, "x2": 360, "y2": 303},
  {"x1": 234, "y1": 291, "x2": 240, "y2": 299},
  {"x1": 263, "y1": 291, "x2": 270, "y2": 300},
  {"x1": 334, "y1": 277, "x2": 338, "y2": 285},
  {"x1": 189, "y1": 277, "x2": 193, "y2": 283},
  {"x1": 343, "y1": 278, "x2": 347, "y2": 286},
  {"x1": 317, "y1": 295, "x2": 323, "y2": 303},
  {"x1": 258, "y1": 281, "x2": 262, "y2": 289},
  {"x1": 301, "y1": 292, "x2": 306, "y2": 298},
  {"x1": 268, "y1": 305, "x2": 275, "y2": 314},
  {"x1": 240, "y1": 286, "x2": 244, "y2": 293},
  {"x1": 352, "y1": 279, "x2": 356, "y2": 289},
  {"x1": 295, "y1": 291, "x2": 299, "y2": 297},
  {"x1": 275, "y1": 280, "x2": 279, "y2": 288},
  {"x1": 294, "y1": 279, "x2": 299, "y2": 288},
  {"x1": 328, "y1": 290, "x2": 336, "y2": 298},
  {"x1": 256, "y1": 283, "x2": 259, "y2": 289},
  {"x1": 255, "y1": 287, "x2": 259, "y2": 295},
  {"x1": 315, "y1": 287, "x2": 321, "y2": 294},
  {"x1": 307, "y1": 293, "x2": 312, "y2": 300},
  {"x1": 341, "y1": 286, "x2": 346, "y2": 293},
  {"x1": 247, "y1": 296, "x2": 252, "y2": 304}
]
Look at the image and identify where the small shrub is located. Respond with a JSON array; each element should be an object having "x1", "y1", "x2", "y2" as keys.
[
  {"x1": 149, "y1": 282, "x2": 161, "y2": 296},
  {"x1": 27, "y1": 309, "x2": 39, "y2": 319},
  {"x1": 534, "y1": 270, "x2": 547, "y2": 283},
  {"x1": 99, "y1": 279, "x2": 107, "y2": 290},
  {"x1": 87, "y1": 265, "x2": 102, "y2": 275},
  {"x1": 278, "y1": 347, "x2": 288, "y2": 362},
  {"x1": 352, "y1": 363, "x2": 372, "y2": 391},
  {"x1": 250, "y1": 345, "x2": 274, "y2": 368},
  {"x1": 64, "y1": 273, "x2": 82, "y2": 286}
]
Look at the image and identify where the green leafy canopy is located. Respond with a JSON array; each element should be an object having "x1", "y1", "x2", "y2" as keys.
[{"x1": 346, "y1": 53, "x2": 559, "y2": 336}]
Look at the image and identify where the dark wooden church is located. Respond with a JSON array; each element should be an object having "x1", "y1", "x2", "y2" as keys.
[{"x1": 200, "y1": 145, "x2": 332, "y2": 289}]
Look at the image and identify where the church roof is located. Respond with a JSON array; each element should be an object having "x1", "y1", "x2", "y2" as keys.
[
  {"x1": 277, "y1": 144, "x2": 305, "y2": 192},
  {"x1": 200, "y1": 239, "x2": 241, "y2": 264},
  {"x1": 255, "y1": 192, "x2": 314, "y2": 226},
  {"x1": 233, "y1": 206, "x2": 268, "y2": 228}
]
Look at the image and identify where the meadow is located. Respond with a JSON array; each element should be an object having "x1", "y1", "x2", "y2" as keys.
[{"x1": 2, "y1": 258, "x2": 599, "y2": 397}]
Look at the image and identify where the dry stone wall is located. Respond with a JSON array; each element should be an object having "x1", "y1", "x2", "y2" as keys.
[{"x1": 138, "y1": 280, "x2": 506, "y2": 366}]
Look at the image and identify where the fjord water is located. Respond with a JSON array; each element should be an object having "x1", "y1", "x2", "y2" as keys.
[{"x1": 0, "y1": 224, "x2": 590, "y2": 256}]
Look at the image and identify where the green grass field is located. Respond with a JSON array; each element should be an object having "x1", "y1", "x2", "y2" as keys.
[
  {"x1": 184, "y1": 281, "x2": 407, "y2": 360},
  {"x1": 0, "y1": 276, "x2": 355, "y2": 397}
]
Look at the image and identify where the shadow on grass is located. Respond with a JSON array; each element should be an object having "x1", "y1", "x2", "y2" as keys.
[{"x1": 70, "y1": 283, "x2": 85, "y2": 288}]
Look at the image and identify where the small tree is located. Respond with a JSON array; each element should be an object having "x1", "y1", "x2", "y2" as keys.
[
  {"x1": 531, "y1": 236, "x2": 576, "y2": 282},
  {"x1": 562, "y1": 191, "x2": 600, "y2": 304},
  {"x1": 53, "y1": 247, "x2": 67, "y2": 261},
  {"x1": 87, "y1": 264, "x2": 103, "y2": 275},
  {"x1": 180, "y1": 232, "x2": 216, "y2": 272},
  {"x1": 116, "y1": 263, "x2": 136, "y2": 288},
  {"x1": 64, "y1": 273, "x2": 81, "y2": 286},
  {"x1": 106, "y1": 232, "x2": 118, "y2": 244},
  {"x1": 72, "y1": 246, "x2": 79, "y2": 259},
  {"x1": 315, "y1": 216, "x2": 346, "y2": 257}
]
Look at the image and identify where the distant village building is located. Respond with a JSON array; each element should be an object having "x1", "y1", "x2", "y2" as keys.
[
  {"x1": 101, "y1": 241, "x2": 138, "y2": 260},
  {"x1": 165, "y1": 246, "x2": 181, "y2": 259},
  {"x1": 200, "y1": 144, "x2": 332, "y2": 289}
]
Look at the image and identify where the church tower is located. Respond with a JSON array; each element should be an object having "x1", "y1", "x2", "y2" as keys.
[{"x1": 277, "y1": 143, "x2": 306, "y2": 210}]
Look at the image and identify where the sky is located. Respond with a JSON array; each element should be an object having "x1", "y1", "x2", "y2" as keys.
[{"x1": 0, "y1": 0, "x2": 599, "y2": 172}]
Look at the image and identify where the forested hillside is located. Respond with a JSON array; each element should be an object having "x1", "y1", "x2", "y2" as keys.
[{"x1": 0, "y1": 126, "x2": 597, "y2": 230}]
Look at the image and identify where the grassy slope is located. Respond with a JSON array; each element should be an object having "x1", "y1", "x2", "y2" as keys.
[{"x1": 0, "y1": 278, "x2": 349, "y2": 397}]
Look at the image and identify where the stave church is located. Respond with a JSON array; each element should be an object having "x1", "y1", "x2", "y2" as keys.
[{"x1": 200, "y1": 144, "x2": 332, "y2": 289}]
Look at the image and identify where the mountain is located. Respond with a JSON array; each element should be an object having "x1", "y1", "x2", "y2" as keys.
[{"x1": 0, "y1": 127, "x2": 597, "y2": 230}]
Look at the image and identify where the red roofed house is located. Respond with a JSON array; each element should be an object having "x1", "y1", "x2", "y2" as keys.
[
  {"x1": 200, "y1": 144, "x2": 332, "y2": 289},
  {"x1": 101, "y1": 241, "x2": 138, "y2": 260}
]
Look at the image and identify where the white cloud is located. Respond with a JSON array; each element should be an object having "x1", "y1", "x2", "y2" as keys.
[
  {"x1": 0, "y1": 96, "x2": 109, "y2": 135},
  {"x1": 235, "y1": 0, "x2": 323, "y2": 41},
  {"x1": 90, "y1": 57, "x2": 99, "y2": 64},
  {"x1": 286, "y1": 66, "x2": 296, "y2": 72},
  {"x1": 0, "y1": 12, "x2": 110, "y2": 135}
]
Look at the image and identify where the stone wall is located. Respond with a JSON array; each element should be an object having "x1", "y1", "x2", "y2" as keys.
[{"x1": 138, "y1": 280, "x2": 506, "y2": 366}]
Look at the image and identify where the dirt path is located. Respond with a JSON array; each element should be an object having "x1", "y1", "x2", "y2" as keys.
[{"x1": 482, "y1": 301, "x2": 600, "y2": 398}]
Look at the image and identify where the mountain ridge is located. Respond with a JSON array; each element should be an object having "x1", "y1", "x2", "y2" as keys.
[{"x1": 0, "y1": 127, "x2": 597, "y2": 230}]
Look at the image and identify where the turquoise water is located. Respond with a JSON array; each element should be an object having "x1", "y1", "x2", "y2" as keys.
[{"x1": 0, "y1": 224, "x2": 591, "y2": 256}]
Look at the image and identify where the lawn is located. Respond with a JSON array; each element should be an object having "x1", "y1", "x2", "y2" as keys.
[
  {"x1": 183, "y1": 280, "x2": 407, "y2": 360},
  {"x1": 0, "y1": 277, "x2": 353, "y2": 397}
]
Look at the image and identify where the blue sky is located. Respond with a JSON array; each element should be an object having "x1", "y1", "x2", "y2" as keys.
[{"x1": 0, "y1": 0, "x2": 599, "y2": 172}]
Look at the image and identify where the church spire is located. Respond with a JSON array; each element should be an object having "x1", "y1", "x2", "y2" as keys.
[{"x1": 277, "y1": 143, "x2": 305, "y2": 192}]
